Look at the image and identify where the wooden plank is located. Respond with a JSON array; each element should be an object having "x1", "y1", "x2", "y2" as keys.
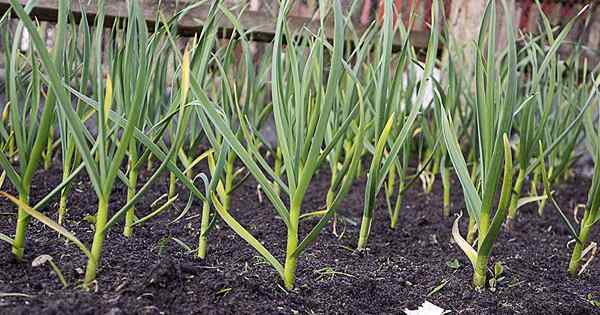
[{"x1": 0, "y1": 0, "x2": 430, "y2": 50}]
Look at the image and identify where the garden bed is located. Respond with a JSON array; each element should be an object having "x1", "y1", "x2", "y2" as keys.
[{"x1": 1, "y1": 164, "x2": 598, "y2": 314}]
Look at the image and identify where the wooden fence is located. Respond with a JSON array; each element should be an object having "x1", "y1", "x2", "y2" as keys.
[{"x1": 0, "y1": 0, "x2": 599, "y2": 70}]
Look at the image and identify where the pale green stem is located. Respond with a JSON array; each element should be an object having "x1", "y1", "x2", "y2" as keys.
[
  {"x1": 568, "y1": 211, "x2": 593, "y2": 277},
  {"x1": 58, "y1": 191, "x2": 68, "y2": 225},
  {"x1": 84, "y1": 198, "x2": 109, "y2": 286},
  {"x1": 43, "y1": 127, "x2": 54, "y2": 170},
  {"x1": 326, "y1": 188, "x2": 336, "y2": 234},
  {"x1": 222, "y1": 152, "x2": 235, "y2": 212},
  {"x1": 506, "y1": 168, "x2": 526, "y2": 229},
  {"x1": 146, "y1": 155, "x2": 154, "y2": 172},
  {"x1": 426, "y1": 153, "x2": 440, "y2": 193},
  {"x1": 283, "y1": 198, "x2": 301, "y2": 289},
  {"x1": 124, "y1": 165, "x2": 138, "y2": 238},
  {"x1": 442, "y1": 165, "x2": 450, "y2": 218},
  {"x1": 466, "y1": 216, "x2": 477, "y2": 244},
  {"x1": 390, "y1": 172, "x2": 404, "y2": 229},
  {"x1": 12, "y1": 192, "x2": 29, "y2": 261},
  {"x1": 357, "y1": 215, "x2": 371, "y2": 250},
  {"x1": 197, "y1": 201, "x2": 210, "y2": 259},
  {"x1": 168, "y1": 172, "x2": 177, "y2": 200},
  {"x1": 472, "y1": 254, "x2": 489, "y2": 288},
  {"x1": 390, "y1": 193, "x2": 403, "y2": 229}
]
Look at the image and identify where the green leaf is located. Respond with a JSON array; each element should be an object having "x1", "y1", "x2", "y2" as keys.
[
  {"x1": 437, "y1": 101, "x2": 482, "y2": 223},
  {"x1": 427, "y1": 279, "x2": 449, "y2": 297},
  {"x1": 493, "y1": 261, "x2": 504, "y2": 278},
  {"x1": 194, "y1": 82, "x2": 290, "y2": 227},
  {"x1": 8, "y1": 0, "x2": 103, "y2": 199},
  {"x1": 446, "y1": 259, "x2": 462, "y2": 270},
  {"x1": 538, "y1": 142, "x2": 581, "y2": 241}
]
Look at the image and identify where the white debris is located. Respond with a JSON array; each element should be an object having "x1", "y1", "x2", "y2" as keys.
[{"x1": 404, "y1": 301, "x2": 450, "y2": 315}]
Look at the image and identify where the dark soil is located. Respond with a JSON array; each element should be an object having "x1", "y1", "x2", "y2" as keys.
[{"x1": 0, "y1": 163, "x2": 599, "y2": 315}]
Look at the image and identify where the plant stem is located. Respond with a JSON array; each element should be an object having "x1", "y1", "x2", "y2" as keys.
[
  {"x1": 58, "y1": 145, "x2": 77, "y2": 225},
  {"x1": 146, "y1": 154, "x2": 154, "y2": 172},
  {"x1": 389, "y1": 173, "x2": 404, "y2": 229},
  {"x1": 12, "y1": 192, "x2": 29, "y2": 261},
  {"x1": 357, "y1": 214, "x2": 371, "y2": 250},
  {"x1": 197, "y1": 200, "x2": 210, "y2": 259},
  {"x1": 387, "y1": 163, "x2": 398, "y2": 228},
  {"x1": 426, "y1": 152, "x2": 440, "y2": 193},
  {"x1": 223, "y1": 152, "x2": 235, "y2": 212},
  {"x1": 326, "y1": 188, "x2": 336, "y2": 234},
  {"x1": 442, "y1": 165, "x2": 450, "y2": 218},
  {"x1": 43, "y1": 126, "x2": 55, "y2": 170},
  {"x1": 530, "y1": 165, "x2": 540, "y2": 197},
  {"x1": 478, "y1": 207, "x2": 491, "y2": 249},
  {"x1": 568, "y1": 211, "x2": 593, "y2": 277},
  {"x1": 284, "y1": 198, "x2": 301, "y2": 289},
  {"x1": 390, "y1": 193, "x2": 403, "y2": 229},
  {"x1": 358, "y1": 171, "x2": 378, "y2": 250},
  {"x1": 168, "y1": 172, "x2": 177, "y2": 200},
  {"x1": 530, "y1": 166, "x2": 545, "y2": 216},
  {"x1": 84, "y1": 198, "x2": 109, "y2": 286},
  {"x1": 8, "y1": 134, "x2": 15, "y2": 158},
  {"x1": 506, "y1": 168, "x2": 525, "y2": 229},
  {"x1": 58, "y1": 191, "x2": 68, "y2": 225},
  {"x1": 472, "y1": 254, "x2": 489, "y2": 288},
  {"x1": 535, "y1": 165, "x2": 548, "y2": 216},
  {"x1": 124, "y1": 160, "x2": 138, "y2": 238},
  {"x1": 537, "y1": 197, "x2": 548, "y2": 217},
  {"x1": 466, "y1": 216, "x2": 477, "y2": 244}
]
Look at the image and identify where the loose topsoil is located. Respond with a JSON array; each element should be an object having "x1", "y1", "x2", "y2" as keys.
[{"x1": 0, "y1": 163, "x2": 599, "y2": 315}]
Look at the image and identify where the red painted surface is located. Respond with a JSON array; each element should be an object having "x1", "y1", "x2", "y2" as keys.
[
  {"x1": 404, "y1": 0, "x2": 421, "y2": 25},
  {"x1": 309, "y1": 0, "x2": 585, "y2": 32},
  {"x1": 560, "y1": 2, "x2": 575, "y2": 22},
  {"x1": 360, "y1": 0, "x2": 374, "y2": 25},
  {"x1": 368, "y1": 0, "x2": 445, "y2": 30},
  {"x1": 424, "y1": 0, "x2": 432, "y2": 29},
  {"x1": 541, "y1": 1, "x2": 556, "y2": 21},
  {"x1": 377, "y1": 0, "x2": 403, "y2": 25},
  {"x1": 444, "y1": 0, "x2": 451, "y2": 20},
  {"x1": 519, "y1": 0, "x2": 533, "y2": 31}
]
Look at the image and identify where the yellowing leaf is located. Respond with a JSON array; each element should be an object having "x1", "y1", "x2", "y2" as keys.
[
  {"x1": 452, "y1": 212, "x2": 477, "y2": 269},
  {"x1": 0, "y1": 191, "x2": 92, "y2": 259},
  {"x1": 181, "y1": 48, "x2": 190, "y2": 103},
  {"x1": 103, "y1": 75, "x2": 113, "y2": 125},
  {"x1": 2, "y1": 102, "x2": 10, "y2": 122}
]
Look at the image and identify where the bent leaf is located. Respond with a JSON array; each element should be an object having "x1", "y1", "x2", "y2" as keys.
[
  {"x1": 452, "y1": 212, "x2": 477, "y2": 269},
  {"x1": 131, "y1": 194, "x2": 179, "y2": 227},
  {"x1": 516, "y1": 195, "x2": 547, "y2": 210},
  {"x1": 0, "y1": 192, "x2": 91, "y2": 259},
  {"x1": 211, "y1": 194, "x2": 284, "y2": 278},
  {"x1": 0, "y1": 232, "x2": 13, "y2": 245}
]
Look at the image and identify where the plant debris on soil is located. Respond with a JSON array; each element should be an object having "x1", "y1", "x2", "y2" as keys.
[{"x1": 1, "y1": 164, "x2": 599, "y2": 314}]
